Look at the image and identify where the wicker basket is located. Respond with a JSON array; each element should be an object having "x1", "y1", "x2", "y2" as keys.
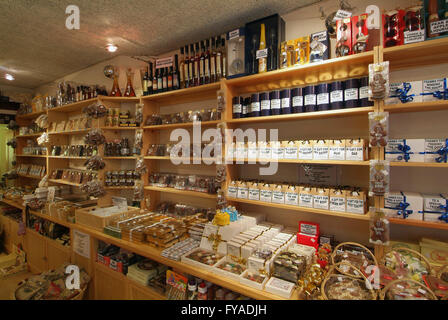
[
  {"x1": 13, "y1": 278, "x2": 88, "y2": 300},
  {"x1": 321, "y1": 262, "x2": 377, "y2": 300},
  {"x1": 331, "y1": 242, "x2": 378, "y2": 278},
  {"x1": 379, "y1": 278, "x2": 437, "y2": 300}
]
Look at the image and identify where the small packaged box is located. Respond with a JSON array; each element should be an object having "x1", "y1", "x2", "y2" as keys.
[
  {"x1": 285, "y1": 185, "x2": 299, "y2": 206},
  {"x1": 313, "y1": 187, "x2": 330, "y2": 210},
  {"x1": 310, "y1": 30, "x2": 329, "y2": 63},
  {"x1": 227, "y1": 180, "x2": 238, "y2": 198},
  {"x1": 259, "y1": 183, "x2": 273, "y2": 202},
  {"x1": 298, "y1": 140, "x2": 314, "y2": 160},
  {"x1": 423, "y1": 194, "x2": 448, "y2": 222},
  {"x1": 329, "y1": 188, "x2": 346, "y2": 212},
  {"x1": 351, "y1": 14, "x2": 370, "y2": 54},
  {"x1": 247, "y1": 141, "x2": 258, "y2": 160},
  {"x1": 235, "y1": 141, "x2": 247, "y2": 160},
  {"x1": 346, "y1": 190, "x2": 366, "y2": 214},
  {"x1": 297, "y1": 221, "x2": 320, "y2": 249},
  {"x1": 258, "y1": 141, "x2": 271, "y2": 159},
  {"x1": 240, "y1": 269, "x2": 269, "y2": 290},
  {"x1": 270, "y1": 141, "x2": 284, "y2": 159},
  {"x1": 424, "y1": 138, "x2": 447, "y2": 163},
  {"x1": 313, "y1": 140, "x2": 329, "y2": 160},
  {"x1": 237, "y1": 180, "x2": 248, "y2": 199},
  {"x1": 289, "y1": 243, "x2": 316, "y2": 265},
  {"x1": 385, "y1": 139, "x2": 425, "y2": 162},
  {"x1": 329, "y1": 139, "x2": 346, "y2": 161},
  {"x1": 336, "y1": 17, "x2": 352, "y2": 57},
  {"x1": 384, "y1": 191, "x2": 424, "y2": 220},
  {"x1": 345, "y1": 138, "x2": 366, "y2": 161},
  {"x1": 283, "y1": 140, "x2": 299, "y2": 159},
  {"x1": 226, "y1": 27, "x2": 246, "y2": 79},
  {"x1": 294, "y1": 36, "x2": 310, "y2": 65},
  {"x1": 265, "y1": 277, "x2": 295, "y2": 299},
  {"x1": 299, "y1": 186, "x2": 314, "y2": 208},
  {"x1": 272, "y1": 184, "x2": 285, "y2": 204},
  {"x1": 385, "y1": 81, "x2": 423, "y2": 104},
  {"x1": 422, "y1": 78, "x2": 447, "y2": 101},
  {"x1": 248, "y1": 181, "x2": 260, "y2": 201}
]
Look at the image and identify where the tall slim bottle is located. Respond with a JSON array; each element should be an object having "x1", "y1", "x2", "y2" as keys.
[
  {"x1": 204, "y1": 39, "x2": 211, "y2": 84},
  {"x1": 258, "y1": 24, "x2": 267, "y2": 73},
  {"x1": 179, "y1": 48, "x2": 185, "y2": 89},
  {"x1": 210, "y1": 38, "x2": 217, "y2": 83},
  {"x1": 124, "y1": 69, "x2": 136, "y2": 97},
  {"x1": 194, "y1": 42, "x2": 200, "y2": 86},
  {"x1": 167, "y1": 66, "x2": 173, "y2": 91},
  {"x1": 184, "y1": 45, "x2": 190, "y2": 88},
  {"x1": 162, "y1": 67, "x2": 168, "y2": 92},
  {"x1": 142, "y1": 68, "x2": 149, "y2": 96},
  {"x1": 216, "y1": 36, "x2": 222, "y2": 81},
  {"x1": 153, "y1": 65, "x2": 158, "y2": 94},
  {"x1": 199, "y1": 41, "x2": 205, "y2": 86},
  {"x1": 148, "y1": 62, "x2": 153, "y2": 95},
  {"x1": 157, "y1": 68, "x2": 163, "y2": 93},
  {"x1": 173, "y1": 54, "x2": 180, "y2": 90},
  {"x1": 221, "y1": 37, "x2": 227, "y2": 79},
  {"x1": 189, "y1": 44, "x2": 195, "y2": 87}
]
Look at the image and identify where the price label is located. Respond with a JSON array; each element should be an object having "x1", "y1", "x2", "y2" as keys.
[
  {"x1": 430, "y1": 19, "x2": 448, "y2": 34},
  {"x1": 404, "y1": 29, "x2": 425, "y2": 44},
  {"x1": 333, "y1": 10, "x2": 352, "y2": 21},
  {"x1": 256, "y1": 48, "x2": 268, "y2": 60},
  {"x1": 156, "y1": 56, "x2": 173, "y2": 69},
  {"x1": 229, "y1": 29, "x2": 240, "y2": 40}
]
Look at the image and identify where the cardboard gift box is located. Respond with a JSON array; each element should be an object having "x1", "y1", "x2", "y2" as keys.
[
  {"x1": 227, "y1": 180, "x2": 238, "y2": 198},
  {"x1": 237, "y1": 180, "x2": 248, "y2": 199},
  {"x1": 270, "y1": 141, "x2": 284, "y2": 159},
  {"x1": 384, "y1": 191, "x2": 424, "y2": 220},
  {"x1": 200, "y1": 222, "x2": 245, "y2": 254},
  {"x1": 345, "y1": 138, "x2": 367, "y2": 161},
  {"x1": 248, "y1": 181, "x2": 260, "y2": 201},
  {"x1": 424, "y1": 138, "x2": 447, "y2": 163},
  {"x1": 283, "y1": 140, "x2": 298, "y2": 159},
  {"x1": 346, "y1": 190, "x2": 367, "y2": 214},
  {"x1": 310, "y1": 30, "x2": 329, "y2": 63},
  {"x1": 312, "y1": 140, "x2": 329, "y2": 160},
  {"x1": 329, "y1": 140, "x2": 346, "y2": 161},
  {"x1": 298, "y1": 140, "x2": 313, "y2": 160},
  {"x1": 329, "y1": 188, "x2": 346, "y2": 212},
  {"x1": 423, "y1": 193, "x2": 448, "y2": 222},
  {"x1": 421, "y1": 78, "x2": 447, "y2": 101},
  {"x1": 297, "y1": 221, "x2": 319, "y2": 250},
  {"x1": 385, "y1": 139, "x2": 425, "y2": 162},
  {"x1": 247, "y1": 141, "x2": 258, "y2": 160},
  {"x1": 385, "y1": 81, "x2": 423, "y2": 104},
  {"x1": 285, "y1": 185, "x2": 299, "y2": 206},
  {"x1": 259, "y1": 183, "x2": 273, "y2": 202},
  {"x1": 313, "y1": 187, "x2": 329, "y2": 210},
  {"x1": 299, "y1": 186, "x2": 314, "y2": 208},
  {"x1": 271, "y1": 184, "x2": 285, "y2": 204}
]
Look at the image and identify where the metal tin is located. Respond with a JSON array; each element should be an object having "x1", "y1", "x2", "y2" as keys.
[
  {"x1": 243, "y1": 97, "x2": 251, "y2": 118},
  {"x1": 270, "y1": 90, "x2": 281, "y2": 115},
  {"x1": 316, "y1": 83, "x2": 330, "y2": 111},
  {"x1": 330, "y1": 81, "x2": 344, "y2": 109},
  {"x1": 281, "y1": 89, "x2": 291, "y2": 114},
  {"x1": 358, "y1": 77, "x2": 372, "y2": 107},
  {"x1": 251, "y1": 93, "x2": 260, "y2": 117},
  {"x1": 232, "y1": 96, "x2": 243, "y2": 118},
  {"x1": 291, "y1": 87, "x2": 304, "y2": 113},
  {"x1": 344, "y1": 78, "x2": 359, "y2": 108},
  {"x1": 260, "y1": 92, "x2": 271, "y2": 116},
  {"x1": 304, "y1": 85, "x2": 317, "y2": 112}
]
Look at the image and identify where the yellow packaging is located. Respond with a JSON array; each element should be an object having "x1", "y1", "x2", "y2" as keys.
[{"x1": 294, "y1": 36, "x2": 310, "y2": 65}]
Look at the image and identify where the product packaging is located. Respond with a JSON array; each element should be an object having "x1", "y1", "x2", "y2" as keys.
[
  {"x1": 297, "y1": 221, "x2": 320, "y2": 249},
  {"x1": 403, "y1": 6, "x2": 426, "y2": 44},
  {"x1": 313, "y1": 187, "x2": 330, "y2": 210},
  {"x1": 294, "y1": 36, "x2": 310, "y2": 65},
  {"x1": 421, "y1": 78, "x2": 447, "y2": 101},
  {"x1": 424, "y1": 138, "x2": 448, "y2": 163},
  {"x1": 336, "y1": 17, "x2": 352, "y2": 56},
  {"x1": 309, "y1": 30, "x2": 329, "y2": 63},
  {"x1": 368, "y1": 61, "x2": 389, "y2": 100},
  {"x1": 298, "y1": 140, "x2": 314, "y2": 160},
  {"x1": 369, "y1": 160, "x2": 390, "y2": 196},
  {"x1": 227, "y1": 27, "x2": 247, "y2": 79},
  {"x1": 385, "y1": 139, "x2": 425, "y2": 162},
  {"x1": 345, "y1": 138, "x2": 367, "y2": 161},
  {"x1": 299, "y1": 186, "x2": 314, "y2": 208},
  {"x1": 329, "y1": 188, "x2": 346, "y2": 212},
  {"x1": 352, "y1": 14, "x2": 369, "y2": 54},
  {"x1": 369, "y1": 207, "x2": 390, "y2": 245},
  {"x1": 384, "y1": 191, "x2": 424, "y2": 220},
  {"x1": 346, "y1": 190, "x2": 366, "y2": 214},
  {"x1": 369, "y1": 112, "x2": 389, "y2": 147},
  {"x1": 329, "y1": 140, "x2": 346, "y2": 160},
  {"x1": 383, "y1": 10, "x2": 405, "y2": 47},
  {"x1": 422, "y1": 193, "x2": 448, "y2": 222}
]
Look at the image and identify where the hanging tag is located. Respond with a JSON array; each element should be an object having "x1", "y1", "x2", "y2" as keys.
[{"x1": 333, "y1": 10, "x2": 352, "y2": 21}]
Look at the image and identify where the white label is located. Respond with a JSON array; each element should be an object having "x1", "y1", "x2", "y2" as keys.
[
  {"x1": 272, "y1": 190, "x2": 285, "y2": 204},
  {"x1": 248, "y1": 188, "x2": 260, "y2": 201},
  {"x1": 359, "y1": 86, "x2": 369, "y2": 99},
  {"x1": 227, "y1": 186, "x2": 238, "y2": 198},
  {"x1": 247, "y1": 147, "x2": 258, "y2": 159},
  {"x1": 271, "y1": 99, "x2": 281, "y2": 109},
  {"x1": 330, "y1": 196, "x2": 346, "y2": 212},
  {"x1": 236, "y1": 146, "x2": 247, "y2": 159},
  {"x1": 313, "y1": 146, "x2": 329, "y2": 160},
  {"x1": 251, "y1": 102, "x2": 260, "y2": 112},
  {"x1": 330, "y1": 90, "x2": 343, "y2": 102},
  {"x1": 229, "y1": 29, "x2": 240, "y2": 40},
  {"x1": 333, "y1": 9, "x2": 352, "y2": 21},
  {"x1": 346, "y1": 198, "x2": 365, "y2": 214},
  {"x1": 233, "y1": 104, "x2": 242, "y2": 113},
  {"x1": 259, "y1": 147, "x2": 271, "y2": 159},
  {"x1": 281, "y1": 98, "x2": 290, "y2": 109},
  {"x1": 317, "y1": 93, "x2": 329, "y2": 105},
  {"x1": 329, "y1": 146, "x2": 346, "y2": 160},
  {"x1": 284, "y1": 147, "x2": 298, "y2": 159},
  {"x1": 304, "y1": 94, "x2": 316, "y2": 106},
  {"x1": 242, "y1": 104, "x2": 248, "y2": 115},
  {"x1": 345, "y1": 88, "x2": 358, "y2": 101},
  {"x1": 346, "y1": 147, "x2": 364, "y2": 161},
  {"x1": 299, "y1": 146, "x2": 313, "y2": 160},
  {"x1": 261, "y1": 100, "x2": 270, "y2": 110},
  {"x1": 292, "y1": 95, "x2": 303, "y2": 107},
  {"x1": 73, "y1": 230, "x2": 91, "y2": 259},
  {"x1": 430, "y1": 19, "x2": 448, "y2": 35},
  {"x1": 404, "y1": 29, "x2": 426, "y2": 44},
  {"x1": 301, "y1": 223, "x2": 318, "y2": 235},
  {"x1": 237, "y1": 187, "x2": 248, "y2": 199},
  {"x1": 285, "y1": 192, "x2": 299, "y2": 205},
  {"x1": 260, "y1": 190, "x2": 272, "y2": 202},
  {"x1": 313, "y1": 195, "x2": 329, "y2": 210},
  {"x1": 299, "y1": 193, "x2": 313, "y2": 208},
  {"x1": 272, "y1": 147, "x2": 284, "y2": 159},
  {"x1": 256, "y1": 48, "x2": 268, "y2": 59}
]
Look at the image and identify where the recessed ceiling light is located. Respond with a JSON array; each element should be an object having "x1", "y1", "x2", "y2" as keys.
[
  {"x1": 106, "y1": 44, "x2": 118, "y2": 52},
  {"x1": 5, "y1": 74, "x2": 14, "y2": 81}
]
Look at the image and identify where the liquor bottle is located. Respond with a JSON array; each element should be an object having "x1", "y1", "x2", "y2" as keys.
[
  {"x1": 167, "y1": 66, "x2": 173, "y2": 91},
  {"x1": 268, "y1": 28, "x2": 277, "y2": 71},
  {"x1": 142, "y1": 68, "x2": 149, "y2": 96},
  {"x1": 76, "y1": 86, "x2": 81, "y2": 101},
  {"x1": 189, "y1": 44, "x2": 195, "y2": 87},
  {"x1": 162, "y1": 67, "x2": 168, "y2": 92},
  {"x1": 210, "y1": 37, "x2": 217, "y2": 83},
  {"x1": 199, "y1": 41, "x2": 205, "y2": 86},
  {"x1": 179, "y1": 47, "x2": 185, "y2": 89},
  {"x1": 216, "y1": 36, "x2": 222, "y2": 81},
  {"x1": 194, "y1": 42, "x2": 200, "y2": 86},
  {"x1": 110, "y1": 69, "x2": 122, "y2": 97},
  {"x1": 157, "y1": 68, "x2": 163, "y2": 94},
  {"x1": 124, "y1": 69, "x2": 136, "y2": 97},
  {"x1": 184, "y1": 45, "x2": 190, "y2": 88},
  {"x1": 204, "y1": 39, "x2": 211, "y2": 84},
  {"x1": 428, "y1": 0, "x2": 440, "y2": 38},
  {"x1": 173, "y1": 54, "x2": 180, "y2": 90},
  {"x1": 221, "y1": 37, "x2": 227, "y2": 79},
  {"x1": 258, "y1": 24, "x2": 267, "y2": 73},
  {"x1": 153, "y1": 66, "x2": 158, "y2": 94},
  {"x1": 147, "y1": 62, "x2": 154, "y2": 95}
]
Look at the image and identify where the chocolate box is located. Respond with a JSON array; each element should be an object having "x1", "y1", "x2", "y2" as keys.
[
  {"x1": 385, "y1": 139, "x2": 425, "y2": 162},
  {"x1": 424, "y1": 138, "x2": 447, "y2": 162},
  {"x1": 310, "y1": 30, "x2": 329, "y2": 63},
  {"x1": 384, "y1": 191, "x2": 424, "y2": 220},
  {"x1": 423, "y1": 193, "x2": 448, "y2": 222}
]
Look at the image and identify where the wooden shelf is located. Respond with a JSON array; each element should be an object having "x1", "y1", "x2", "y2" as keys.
[
  {"x1": 16, "y1": 110, "x2": 46, "y2": 120},
  {"x1": 126, "y1": 277, "x2": 166, "y2": 300},
  {"x1": 144, "y1": 156, "x2": 220, "y2": 163},
  {"x1": 16, "y1": 154, "x2": 47, "y2": 158},
  {"x1": 225, "y1": 51, "x2": 373, "y2": 93},
  {"x1": 103, "y1": 156, "x2": 137, "y2": 160},
  {"x1": 16, "y1": 133, "x2": 43, "y2": 138},
  {"x1": 48, "y1": 129, "x2": 90, "y2": 135},
  {"x1": 384, "y1": 100, "x2": 448, "y2": 113},
  {"x1": 104, "y1": 186, "x2": 135, "y2": 190},
  {"x1": 47, "y1": 98, "x2": 97, "y2": 113},
  {"x1": 26, "y1": 228, "x2": 71, "y2": 253},
  {"x1": 48, "y1": 156, "x2": 89, "y2": 160},
  {"x1": 100, "y1": 127, "x2": 139, "y2": 130},
  {"x1": 98, "y1": 96, "x2": 140, "y2": 103},
  {"x1": 18, "y1": 173, "x2": 44, "y2": 180},
  {"x1": 141, "y1": 82, "x2": 220, "y2": 105},
  {"x1": 227, "y1": 197, "x2": 370, "y2": 221},
  {"x1": 144, "y1": 186, "x2": 217, "y2": 199},
  {"x1": 48, "y1": 179, "x2": 82, "y2": 187},
  {"x1": 389, "y1": 218, "x2": 448, "y2": 231},
  {"x1": 390, "y1": 162, "x2": 448, "y2": 168},
  {"x1": 228, "y1": 159, "x2": 370, "y2": 166},
  {"x1": 143, "y1": 120, "x2": 221, "y2": 130},
  {"x1": 226, "y1": 107, "x2": 374, "y2": 124},
  {"x1": 383, "y1": 37, "x2": 448, "y2": 70}
]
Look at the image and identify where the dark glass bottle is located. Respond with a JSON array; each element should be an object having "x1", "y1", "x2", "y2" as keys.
[
  {"x1": 210, "y1": 38, "x2": 217, "y2": 83},
  {"x1": 221, "y1": 37, "x2": 227, "y2": 79},
  {"x1": 173, "y1": 54, "x2": 180, "y2": 90},
  {"x1": 167, "y1": 66, "x2": 173, "y2": 91},
  {"x1": 216, "y1": 36, "x2": 222, "y2": 81},
  {"x1": 147, "y1": 62, "x2": 154, "y2": 95},
  {"x1": 184, "y1": 45, "x2": 190, "y2": 88},
  {"x1": 153, "y1": 66, "x2": 159, "y2": 94},
  {"x1": 189, "y1": 44, "x2": 195, "y2": 87},
  {"x1": 142, "y1": 68, "x2": 149, "y2": 96},
  {"x1": 204, "y1": 39, "x2": 211, "y2": 84},
  {"x1": 162, "y1": 67, "x2": 168, "y2": 92},
  {"x1": 199, "y1": 41, "x2": 205, "y2": 86},
  {"x1": 194, "y1": 42, "x2": 200, "y2": 86}
]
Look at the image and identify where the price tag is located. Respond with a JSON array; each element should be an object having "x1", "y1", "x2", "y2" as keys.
[
  {"x1": 229, "y1": 29, "x2": 240, "y2": 40},
  {"x1": 404, "y1": 30, "x2": 425, "y2": 44},
  {"x1": 333, "y1": 10, "x2": 352, "y2": 21},
  {"x1": 430, "y1": 19, "x2": 448, "y2": 35},
  {"x1": 256, "y1": 48, "x2": 268, "y2": 60},
  {"x1": 156, "y1": 56, "x2": 173, "y2": 69}
]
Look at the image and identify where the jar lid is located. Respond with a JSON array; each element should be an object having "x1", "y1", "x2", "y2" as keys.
[
  {"x1": 280, "y1": 89, "x2": 291, "y2": 98},
  {"x1": 330, "y1": 81, "x2": 344, "y2": 90},
  {"x1": 232, "y1": 96, "x2": 243, "y2": 104},
  {"x1": 304, "y1": 85, "x2": 316, "y2": 95},
  {"x1": 251, "y1": 93, "x2": 260, "y2": 102},
  {"x1": 291, "y1": 87, "x2": 303, "y2": 96},
  {"x1": 269, "y1": 90, "x2": 280, "y2": 99},
  {"x1": 344, "y1": 78, "x2": 359, "y2": 88},
  {"x1": 260, "y1": 92, "x2": 270, "y2": 100}
]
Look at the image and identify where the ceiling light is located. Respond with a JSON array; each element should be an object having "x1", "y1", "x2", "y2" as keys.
[
  {"x1": 106, "y1": 44, "x2": 118, "y2": 52},
  {"x1": 5, "y1": 74, "x2": 14, "y2": 81}
]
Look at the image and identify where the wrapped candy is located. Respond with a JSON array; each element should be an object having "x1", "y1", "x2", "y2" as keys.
[
  {"x1": 369, "y1": 207, "x2": 390, "y2": 245},
  {"x1": 82, "y1": 103, "x2": 108, "y2": 119},
  {"x1": 369, "y1": 160, "x2": 390, "y2": 196},
  {"x1": 38, "y1": 174, "x2": 48, "y2": 187},
  {"x1": 298, "y1": 264, "x2": 326, "y2": 299},
  {"x1": 134, "y1": 129, "x2": 143, "y2": 150},
  {"x1": 369, "y1": 112, "x2": 389, "y2": 147},
  {"x1": 37, "y1": 132, "x2": 50, "y2": 147},
  {"x1": 135, "y1": 157, "x2": 147, "y2": 175},
  {"x1": 81, "y1": 179, "x2": 106, "y2": 198},
  {"x1": 133, "y1": 180, "x2": 144, "y2": 202},
  {"x1": 135, "y1": 103, "x2": 143, "y2": 126},
  {"x1": 35, "y1": 114, "x2": 48, "y2": 129},
  {"x1": 84, "y1": 129, "x2": 106, "y2": 146},
  {"x1": 369, "y1": 62, "x2": 389, "y2": 100},
  {"x1": 84, "y1": 155, "x2": 106, "y2": 171}
]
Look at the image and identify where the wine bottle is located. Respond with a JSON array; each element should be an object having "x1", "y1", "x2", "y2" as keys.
[
  {"x1": 179, "y1": 47, "x2": 185, "y2": 89},
  {"x1": 221, "y1": 37, "x2": 227, "y2": 79},
  {"x1": 216, "y1": 36, "x2": 222, "y2": 81},
  {"x1": 184, "y1": 45, "x2": 190, "y2": 88},
  {"x1": 258, "y1": 24, "x2": 267, "y2": 73},
  {"x1": 194, "y1": 42, "x2": 200, "y2": 86},
  {"x1": 200, "y1": 41, "x2": 205, "y2": 86},
  {"x1": 142, "y1": 68, "x2": 149, "y2": 96},
  {"x1": 157, "y1": 68, "x2": 163, "y2": 94},
  {"x1": 148, "y1": 62, "x2": 153, "y2": 95},
  {"x1": 173, "y1": 54, "x2": 180, "y2": 90},
  {"x1": 168, "y1": 66, "x2": 173, "y2": 91},
  {"x1": 153, "y1": 65, "x2": 158, "y2": 94},
  {"x1": 189, "y1": 44, "x2": 195, "y2": 87},
  {"x1": 204, "y1": 39, "x2": 211, "y2": 84},
  {"x1": 162, "y1": 67, "x2": 168, "y2": 92},
  {"x1": 210, "y1": 38, "x2": 217, "y2": 83}
]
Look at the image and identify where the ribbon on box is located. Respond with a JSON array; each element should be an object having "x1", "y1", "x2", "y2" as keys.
[
  {"x1": 391, "y1": 82, "x2": 414, "y2": 103},
  {"x1": 385, "y1": 192, "x2": 423, "y2": 219},
  {"x1": 420, "y1": 78, "x2": 448, "y2": 100},
  {"x1": 425, "y1": 139, "x2": 448, "y2": 163},
  {"x1": 423, "y1": 195, "x2": 448, "y2": 223},
  {"x1": 385, "y1": 139, "x2": 425, "y2": 162}
]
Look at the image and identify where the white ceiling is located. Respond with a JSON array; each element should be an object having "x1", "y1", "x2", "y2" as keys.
[{"x1": 0, "y1": 0, "x2": 319, "y2": 89}]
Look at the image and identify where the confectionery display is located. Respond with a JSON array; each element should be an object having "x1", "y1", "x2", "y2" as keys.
[
  {"x1": 148, "y1": 172, "x2": 217, "y2": 194},
  {"x1": 145, "y1": 108, "x2": 221, "y2": 126},
  {"x1": 104, "y1": 170, "x2": 140, "y2": 187},
  {"x1": 50, "y1": 169, "x2": 97, "y2": 185},
  {"x1": 104, "y1": 138, "x2": 140, "y2": 157},
  {"x1": 48, "y1": 116, "x2": 92, "y2": 133}
]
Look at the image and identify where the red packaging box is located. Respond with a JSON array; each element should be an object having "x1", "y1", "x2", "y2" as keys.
[
  {"x1": 336, "y1": 17, "x2": 352, "y2": 57},
  {"x1": 109, "y1": 258, "x2": 123, "y2": 273},
  {"x1": 97, "y1": 253, "x2": 111, "y2": 267},
  {"x1": 382, "y1": 10, "x2": 405, "y2": 48},
  {"x1": 297, "y1": 221, "x2": 320, "y2": 249},
  {"x1": 352, "y1": 14, "x2": 370, "y2": 53}
]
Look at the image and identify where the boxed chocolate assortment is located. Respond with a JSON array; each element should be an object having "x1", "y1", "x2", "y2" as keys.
[
  {"x1": 385, "y1": 138, "x2": 448, "y2": 163},
  {"x1": 145, "y1": 107, "x2": 221, "y2": 126},
  {"x1": 385, "y1": 78, "x2": 447, "y2": 104}
]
